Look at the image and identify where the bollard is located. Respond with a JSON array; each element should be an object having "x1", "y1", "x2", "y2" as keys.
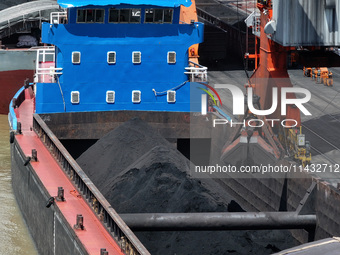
[
  {"x1": 74, "y1": 214, "x2": 84, "y2": 230},
  {"x1": 56, "y1": 187, "x2": 65, "y2": 202},
  {"x1": 17, "y1": 122, "x2": 22, "y2": 134},
  {"x1": 100, "y1": 248, "x2": 108, "y2": 255},
  {"x1": 32, "y1": 149, "x2": 38, "y2": 162}
]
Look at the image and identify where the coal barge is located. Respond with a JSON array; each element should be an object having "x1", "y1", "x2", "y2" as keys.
[{"x1": 7, "y1": 0, "x2": 340, "y2": 254}]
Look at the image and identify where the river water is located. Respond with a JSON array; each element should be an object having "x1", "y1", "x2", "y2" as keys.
[{"x1": 0, "y1": 115, "x2": 38, "y2": 254}]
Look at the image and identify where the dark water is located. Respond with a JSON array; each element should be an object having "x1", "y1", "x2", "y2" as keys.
[{"x1": 0, "y1": 115, "x2": 37, "y2": 254}]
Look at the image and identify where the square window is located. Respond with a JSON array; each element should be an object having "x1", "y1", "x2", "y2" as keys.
[
  {"x1": 145, "y1": 9, "x2": 154, "y2": 23},
  {"x1": 154, "y1": 9, "x2": 163, "y2": 23},
  {"x1": 95, "y1": 9, "x2": 104, "y2": 23},
  {"x1": 77, "y1": 9, "x2": 86, "y2": 23},
  {"x1": 72, "y1": 52, "x2": 81, "y2": 64},
  {"x1": 132, "y1": 90, "x2": 141, "y2": 103},
  {"x1": 132, "y1": 51, "x2": 141, "y2": 64},
  {"x1": 167, "y1": 90, "x2": 176, "y2": 103},
  {"x1": 107, "y1": 52, "x2": 116, "y2": 64},
  {"x1": 164, "y1": 9, "x2": 173, "y2": 23},
  {"x1": 109, "y1": 9, "x2": 119, "y2": 22},
  {"x1": 86, "y1": 9, "x2": 95, "y2": 22},
  {"x1": 130, "y1": 9, "x2": 141, "y2": 23},
  {"x1": 106, "y1": 91, "x2": 115, "y2": 103},
  {"x1": 71, "y1": 91, "x2": 80, "y2": 104},
  {"x1": 120, "y1": 9, "x2": 130, "y2": 23},
  {"x1": 168, "y1": 52, "x2": 176, "y2": 64}
]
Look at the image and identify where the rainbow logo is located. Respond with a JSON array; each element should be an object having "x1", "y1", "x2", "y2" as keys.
[{"x1": 198, "y1": 83, "x2": 222, "y2": 115}]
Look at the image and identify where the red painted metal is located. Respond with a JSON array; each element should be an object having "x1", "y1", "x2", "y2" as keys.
[
  {"x1": 16, "y1": 96, "x2": 125, "y2": 255},
  {"x1": 0, "y1": 69, "x2": 34, "y2": 114},
  {"x1": 249, "y1": 0, "x2": 301, "y2": 126}
]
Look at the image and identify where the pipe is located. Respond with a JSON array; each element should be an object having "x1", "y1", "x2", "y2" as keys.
[{"x1": 120, "y1": 212, "x2": 316, "y2": 231}]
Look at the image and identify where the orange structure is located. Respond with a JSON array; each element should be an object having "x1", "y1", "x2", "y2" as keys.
[
  {"x1": 222, "y1": 0, "x2": 311, "y2": 166},
  {"x1": 180, "y1": 0, "x2": 200, "y2": 64},
  {"x1": 249, "y1": 0, "x2": 301, "y2": 126}
]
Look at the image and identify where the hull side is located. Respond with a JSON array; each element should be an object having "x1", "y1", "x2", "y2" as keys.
[
  {"x1": 0, "y1": 69, "x2": 34, "y2": 114},
  {"x1": 11, "y1": 138, "x2": 88, "y2": 255}
]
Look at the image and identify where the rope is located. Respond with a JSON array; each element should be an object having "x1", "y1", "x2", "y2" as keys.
[
  {"x1": 152, "y1": 80, "x2": 188, "y2": 96},
  {"x1": 56, "y1": 75, "x2": 66, "y2": 112}
]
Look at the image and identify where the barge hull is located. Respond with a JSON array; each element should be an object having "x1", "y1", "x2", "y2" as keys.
[{"x1": 11, "y1": 138, "x2": 87, "y2": 255}]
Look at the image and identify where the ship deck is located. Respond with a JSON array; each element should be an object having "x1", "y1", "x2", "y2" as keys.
[{"x1": 15, "y1": 92, "x2": 125, "y2": 255}]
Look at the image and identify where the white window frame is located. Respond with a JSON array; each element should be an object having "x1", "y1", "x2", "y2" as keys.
[
  {"x1": 71, "y1": 91, "x2": 80, "y2": 104},
  {"x1": 167, "y1": 51, "x2": 176, "y2": 64},
  {"x1": 107, "y1": 51, "x2": 116, "y2": 64},
  {"x1": 132, "y1": 90, "x2": 141, "y2": 103},
  {"x1": 72, "y1": 51, "x2": 81, "y2": 64},
  {"x1": 106, "y1": 91, "x2": 115, "y2": 103},
  {"x1": 132, "y1": 51, "x2": 141, "y2": 64},
  {"x1": 167, "y1": 90, "x2": 176, "y2": 103}
]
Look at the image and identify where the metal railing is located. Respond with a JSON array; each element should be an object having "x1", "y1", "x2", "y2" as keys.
[
  {"x1": 32, "y1": 113, "x2": 150, "y2": 255},
  {"x1": 34, "y1": 47, "x2": 63, "y2": 83},
  {"x1": 185, "y1": 61, "x2": 208, "y2": 82},
  {"x1": 245, "y1": 11, "x2": 261, "y2": 37},
  {"x1": 50, "y1": 11, "x2": 67, "y2": 24}
]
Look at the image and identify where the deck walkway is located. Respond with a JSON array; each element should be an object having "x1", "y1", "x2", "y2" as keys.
[{"x1": 15, "y1": 93, "x2": 124, "y2": 255}]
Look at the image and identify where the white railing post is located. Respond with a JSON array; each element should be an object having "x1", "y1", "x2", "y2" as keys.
[
  {"x1": 34, "y1": 46, "x2": 63, "y2": 83},
  {"x1": 50, "y1": 11, "x2": 67, "y2": 25},
  {"x1": 184, "y1": 61, "x2": 208, "y2": 82}
]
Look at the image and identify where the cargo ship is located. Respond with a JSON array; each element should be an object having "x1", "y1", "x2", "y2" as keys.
[
  {"x1": 8, "y1": 0, "x2": 340, "y2": 254},
  {"x1": 7, "y1": 0, "x2": 213, "y2": 254}
]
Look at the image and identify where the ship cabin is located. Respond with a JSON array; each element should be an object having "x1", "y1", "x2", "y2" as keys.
[{"x1": 34, "y1": 0, "x2": 207, "y2": 114}]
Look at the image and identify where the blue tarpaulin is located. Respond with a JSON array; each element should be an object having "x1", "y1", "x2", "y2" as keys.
[{"x1": 57, "y1": 0, "x2": 191, "y2": 8}]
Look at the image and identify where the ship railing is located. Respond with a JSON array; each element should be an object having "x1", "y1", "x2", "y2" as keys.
[
  {"x1": 185, "y1": 61, "x2": 208, "y2": 82},
  {"x1": 34, "y1": 46, "x2": 63, "y2": 83},
  {"x1": 32, "y1": 113, "x2": 150, "y2": 255},
  {"x1": 50, "y1": 11, "x2": 67, "y2": 24},
  {"x1": 35, "y1": 66, "x2": 63, "y2": 83}
]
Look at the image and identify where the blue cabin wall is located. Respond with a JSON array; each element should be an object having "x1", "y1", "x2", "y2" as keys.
[{"x1": 36, "y1": 5, "x2": 204, "y2": 114}]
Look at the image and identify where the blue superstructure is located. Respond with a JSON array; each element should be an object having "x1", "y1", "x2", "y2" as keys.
[
  {"x1": 35, "y1": 0, "x2": 206, "y2": 113},
  {"x1": 57, "y1": 0, "x2": 192, "y2": 8}
]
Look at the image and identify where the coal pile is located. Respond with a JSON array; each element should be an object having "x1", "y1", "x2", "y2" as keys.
[
  {"x1": 77, "y1": 118, "x2": 175, "y2": 187},
  {"x1": 77, "y1": 118, "x2": 297, "y2": 254},
  {"x1": 100, "y1": 145, "x2": 231, "y2": 214}
]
